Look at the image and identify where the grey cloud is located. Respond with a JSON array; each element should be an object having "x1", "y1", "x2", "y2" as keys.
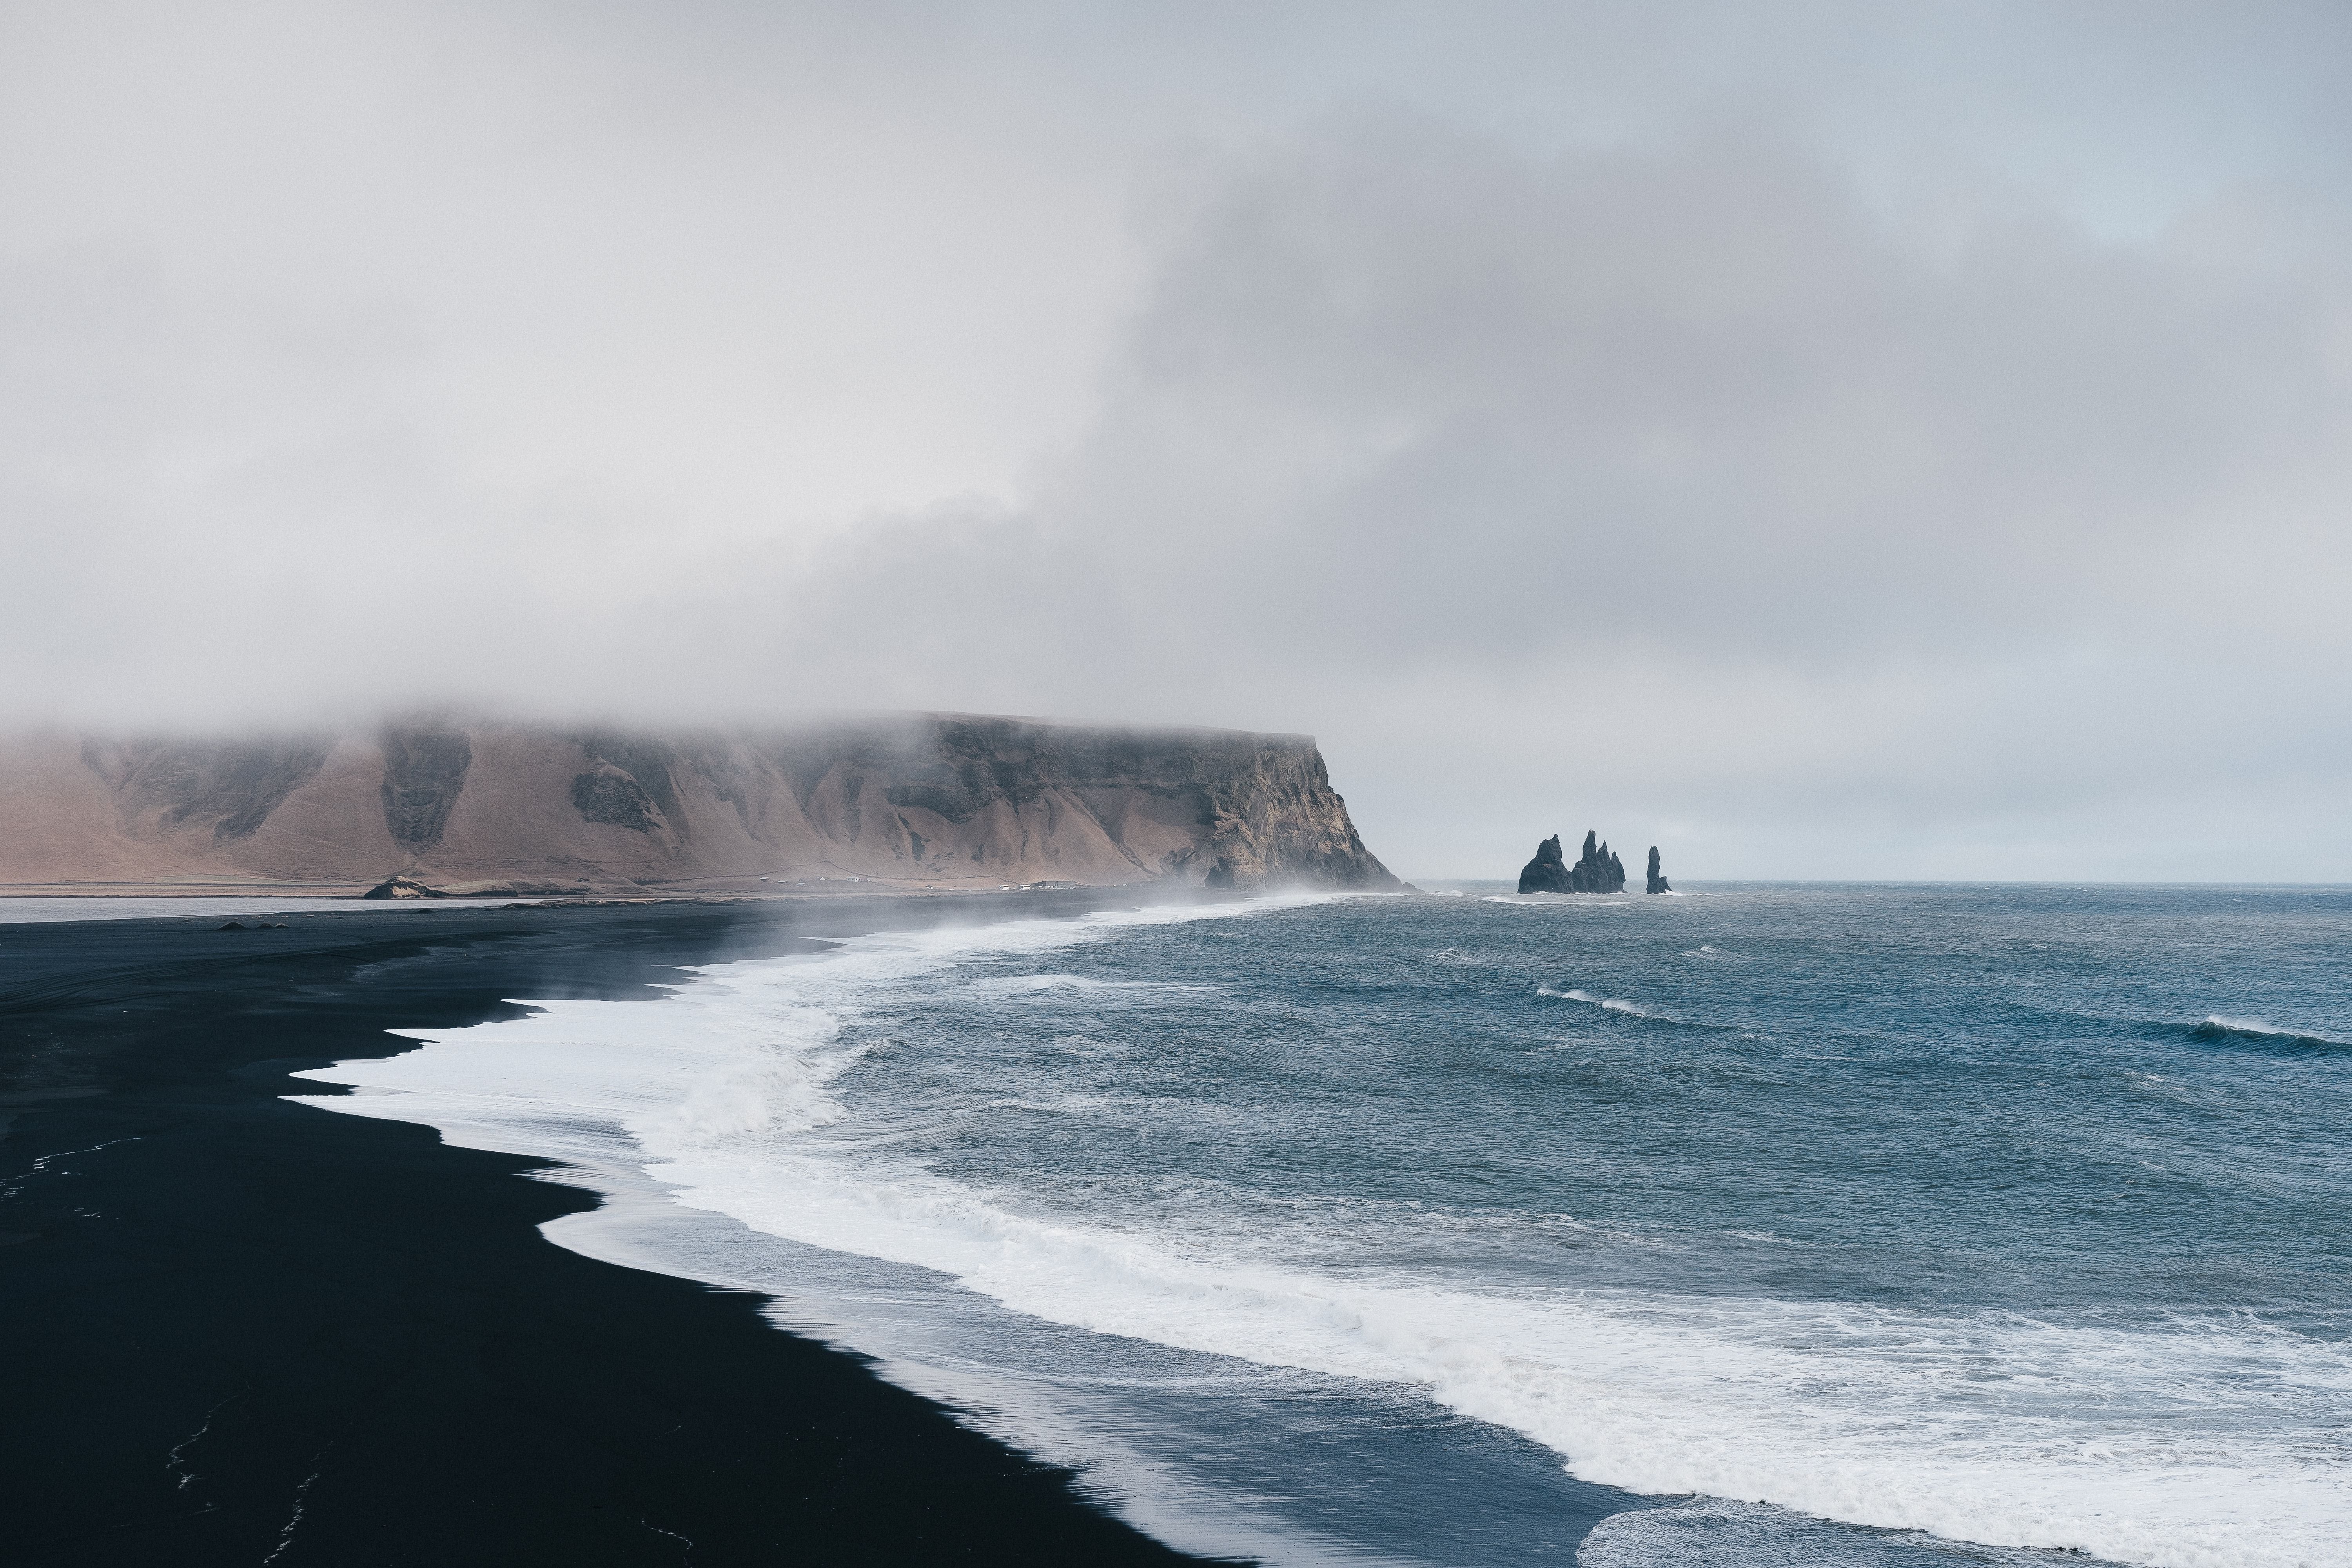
[
  {"x1": 1156, "y1": 125, "x2": 2338, "y2": 646},
  {"x1": 743, "y1": 121, "x2": 2352, "y2": 876},
  {"x1": 5, "y1": 3, "x2": 2351, "y2": 878}
]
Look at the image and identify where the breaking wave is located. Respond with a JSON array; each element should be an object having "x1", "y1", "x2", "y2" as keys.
[
  {"x1": 2183, "y1": 1015, "x2": 2352, "y2": 1055},
  {"x1": 283, "y1": 890, "x2": 2352, "y2": 1568},
  {"x1": 1537, "y1": 986, "x2": 1661, "y2": 1020}
]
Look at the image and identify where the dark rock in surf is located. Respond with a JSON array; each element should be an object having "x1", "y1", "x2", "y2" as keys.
[
  {"x1": 1570, "y1": 831, "x2": 1626, "y2": 893},
  {"x1": 1646, "y1": 846, "x2": 1670, "y2": 895},
  {"x1": 1517, "y1": 835, "x2": 1573, "y2": 894},
  {"x1": 1518, "y1": 830, "x2": 1627, "y2": 894}
]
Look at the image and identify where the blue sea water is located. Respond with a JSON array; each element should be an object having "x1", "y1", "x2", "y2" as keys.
[{"x1": 295, "y1": 886, "x2": 2352, "y2": 1567}]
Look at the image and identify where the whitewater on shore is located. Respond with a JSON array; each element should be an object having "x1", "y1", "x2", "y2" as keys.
[{"x1": 293, "y1": 884, "x2": 2352, "y2": 1567}]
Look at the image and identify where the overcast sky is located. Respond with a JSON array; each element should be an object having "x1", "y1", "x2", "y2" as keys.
[{"x1": 5, "y1": 1, "x2": 2350, "y2": 879}]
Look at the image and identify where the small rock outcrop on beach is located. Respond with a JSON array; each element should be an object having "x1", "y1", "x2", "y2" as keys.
[
  {"x1": 1646, "y1": 846, "x2": 1670, "y2": 894},
  {"x1": 361, "y1": 874, "x2": 449, "y2": 900},
  {"x1": 1517, "y1": 831, "x2": 1627, "y2": 894}
]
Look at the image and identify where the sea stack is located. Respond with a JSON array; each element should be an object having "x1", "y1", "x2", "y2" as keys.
[
  {"x1": 1646, "y1": 846, "x2": 1670, "y2": 894},
  {"x1": 1517, "y1": 835, "x2": 1573, "y2": 893},
  {"x1": 1516, "y1": 831, "x2": 1626, "y2": 894},
  {"x1": 1572, "y1": 831, "x2": 1626, "y2": 892}
]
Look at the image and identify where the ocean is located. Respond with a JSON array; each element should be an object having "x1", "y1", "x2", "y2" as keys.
[{"x1": 289, "y1": 885, "x2": 2352, "y2": 1567}]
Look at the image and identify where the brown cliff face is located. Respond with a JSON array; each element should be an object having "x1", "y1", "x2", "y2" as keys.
[{"x1": 0, "y1": 715, "x2": 1401, "y2": 895}]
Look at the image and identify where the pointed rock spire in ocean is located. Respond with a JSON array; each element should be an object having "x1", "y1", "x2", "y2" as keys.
[
  {"x1": 1517, "y1": 835, "x2": 1571, "y2": 893},
  {"x1": 1571, "y1": 830, "x2": 1626, "y2": 893},
  {"x1": 1517, "y1": 830, "x2": 1627, "y2": 893},
  {"x1": 1646, "y1": 845, "x2": 1670, "y2": 894}
]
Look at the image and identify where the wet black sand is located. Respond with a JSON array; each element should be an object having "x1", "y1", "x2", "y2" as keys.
[{"x1": 0, "y1": 895, "x2": 1225, "y2": 1566}]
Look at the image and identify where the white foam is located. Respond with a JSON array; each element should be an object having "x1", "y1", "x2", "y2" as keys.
[
  {"x1": 1484, "y1": 893, "x2": 1633, "y2": 906},
  {"x1": 966, "y1": 973, "x2": 1222, "y2": 997},
  {"x1": 1577, "y1": 1497, "x2": 2053, "y2": 1568},
  {"x1": 289, "y1": 897, "x2": 2352, "y2": 1568},
  {"x1": 2203, "y1": 1014, "x2": 2352, "y2": 1047},
  {"x1": 1537, "y1": 987, "x2": 1659, "y2": 1019}
]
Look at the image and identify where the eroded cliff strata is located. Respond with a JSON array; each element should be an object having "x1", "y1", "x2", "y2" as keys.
[{"x1": 0, "y1": 715, "x2": 1401, "y2": 895}]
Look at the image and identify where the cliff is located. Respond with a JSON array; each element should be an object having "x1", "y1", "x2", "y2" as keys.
[
  {"x1": 1646, "y1": 846, "x2": 1670, "y2": 894},
  {"x1": 0, "y1": 714, "x2": 1403, "y2": 895}
]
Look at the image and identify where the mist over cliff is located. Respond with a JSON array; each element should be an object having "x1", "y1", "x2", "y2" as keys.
[{"x1": 0, "y1": 714, "x2": 1400, "y2": 896}]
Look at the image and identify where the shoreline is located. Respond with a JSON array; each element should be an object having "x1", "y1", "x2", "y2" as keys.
[
  {"x1": 0, "y1": 878, "x2": 1130, "y2": 899},
  {"x1": 0, "y1": 895, "x2": 1232, "y2": 1566}
]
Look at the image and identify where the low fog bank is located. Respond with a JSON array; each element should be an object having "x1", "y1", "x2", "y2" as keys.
[{"x1": 7, "y1": 3, "x2": 2351, "y2": 882}]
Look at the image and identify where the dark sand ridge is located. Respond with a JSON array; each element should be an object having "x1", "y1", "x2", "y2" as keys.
[
  {"x1": 0, "y1": 893, "x2": 1235, "y2": 1566},
  {"x1": 0, "y1": 714, "x2": 1399, "y2": 898}
]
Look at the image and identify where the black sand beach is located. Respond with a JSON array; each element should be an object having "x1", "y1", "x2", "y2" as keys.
[{"x1": 1, "y1": 895, "x2": 1225, "y2": 1566}]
